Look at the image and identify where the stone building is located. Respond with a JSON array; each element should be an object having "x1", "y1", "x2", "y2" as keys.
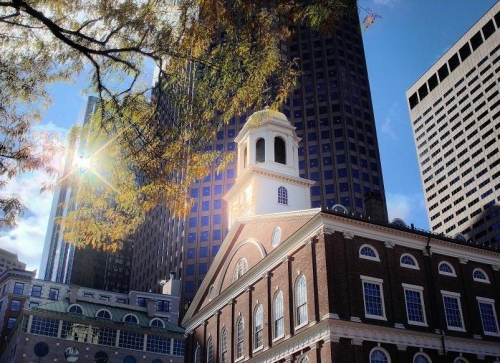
[{"x1": 182, "y1": 110, "x2": 500, "y2": 363}]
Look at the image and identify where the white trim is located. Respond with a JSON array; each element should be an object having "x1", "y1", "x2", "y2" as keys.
[
  {"x1": 413, "y1": 352, "x2": 432, "y2": 363},
  {"x1": 359, "y1": 244, "x2": 380, "y2": 261},
  {"x1": 472, "y1": 268, "x2": 490, "y2": 283},
  {"x1": 369, "y1": 346, "x2": 391, "y2": 363},
  {"x1": 361, "y1": 276, "x2": 387, "y2": 321},
  {"x1": 476, "y1": 297, "x2": 500, "y2": 337},
  {"x1": 438, "y1": 261, "x2": 457, "y2": 276},
  {"x1": 441, "y1": 291, "x2": 465, "y2": 332},
  {"x1": 453, "y1": 358, "x2": 469, "y2": 363},
  {"x1": 400, "y1": 253, "x2": 419, "y2": 269},
  {"x1": 403, "y1": 284, "x2": 428, "y2": 327}
]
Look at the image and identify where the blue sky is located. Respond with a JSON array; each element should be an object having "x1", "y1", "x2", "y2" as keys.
[{"x1": 1, "y1": 0, "x2": 497, "y2": 271}]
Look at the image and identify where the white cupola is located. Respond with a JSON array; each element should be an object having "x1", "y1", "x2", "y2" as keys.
[{"x1": 224, "y1": 109, "x2": 315, "y2": 226}]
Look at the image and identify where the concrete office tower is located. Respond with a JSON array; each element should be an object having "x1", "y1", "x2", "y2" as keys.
[
  {"x1": 131, "y1": 10, "x2": 388, "y2": 308},
  {"x1": 407, "y1": 3, "x2": 500, "y2": 246},
  {"x1": 39, "y1": 96, "x2": 132, "y2": 292}
]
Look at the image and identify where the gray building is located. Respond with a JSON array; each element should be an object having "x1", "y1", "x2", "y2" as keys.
[
  {"x1": 0, "y1": 268, "x2": 182, "y2": 362},
  {"x1": 0, "y1": 248, "x2": 26, "y2": 274},
  {"x1": 39, "y1": 96, "x2": 133, "y2": 292},
  {"x1": 131, "y1": 8, "x2": 388, "y2": 311},
  {"x1": 407, "y1": 3, "x2": 500, "y2": 246}
]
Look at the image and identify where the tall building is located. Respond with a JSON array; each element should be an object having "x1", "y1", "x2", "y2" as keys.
[
  {"x1": 0, "y1": 248, "x2": 26, "y2": 274},
  {"x1": 39, "y1": 96, "x2": 132, "y2": 292},
  {"x1": 183, "y1": 108, "x2": 500, "y2": 363},
  {"x1": 131, "y1": 9, "x2": 388, "y2": 310},
  {"x1": 407, "y1": 3, "x2": 500, "y2": 246}
]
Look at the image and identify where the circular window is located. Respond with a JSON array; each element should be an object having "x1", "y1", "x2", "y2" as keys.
[
  {"x1": 272, "y1": 227, "x2": 282, "y2": 247},
  {"x1": 208, "y1": 285, "x2": 215, "y2": 300},
  {"x1": 123, "y1": 356, "x2": 137, "y2": 363},
  {"x1": 64, "y1": 347, "x2": 80, "y2": 362},
  {"x1": 34, "y1": 342, "x2": 49, "y2": 358},
  {"x1": 94, "y1": 351, "x2": 109, "y2": 363}
]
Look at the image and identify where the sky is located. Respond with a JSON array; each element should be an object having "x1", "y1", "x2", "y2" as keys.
[{"x1": 1, "y1": 0, "x2": 497, "y2": 272}]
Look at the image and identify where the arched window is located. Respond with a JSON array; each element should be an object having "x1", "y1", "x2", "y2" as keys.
[
  {"x1": 295, "y1": 275, "x2": 308, "y2": 326},
  {"x1": 123, "y1": 314, "x2": 139, "y2": 324},
  {"x1": 359, "y1": 244, "x2": 379, "y2": 261},
  {"x1": 274, "y1": 137, "x2": 286, "y2": 164},
  {"x1": 150, "y1": 318, "x2": 165, "y2": 328},
  {"x1": 401, "y1": 254, "x2": 419, "y2": 269},
  {"x1": 370, "y1": 348, "x2": 390, "y2": 363},
  {"x1": 299, "y1": 356, "x2": 309, "y2": 363},
  {"x1": 232, "y1": 258, "x2": 248, "y2": 282},
  {"x1": 438, "y1": 262, "x2": 456, "y2": 276},
  {"x1": 254, "y1": 304, "x2": 263, "y2": 350},
  {"x1": 96, "y1": 309, "x2": 112, "y2": 319},
  {"x1": 256, "y1": 138, "x2": 265, "y2": 162},
  {"x1": 67, "y1": 304, "x2": 83, "y2": 314},
  {"x1": 243, "y1": 146, "x2": 248, "y2": 168},
  {"x1": 278, "y1": 186, "x2": 288, "y2": 205},
  {"x1": 236, "y1": 316, "x2": 244, "y2": 359},
  {"x1": 207, "y1": 336, "x2": 214, "y2": 363},
  {"x1": 473, "y1": 268, "x2": 489, "y2": 283},
  {"x1": 220, "y1": 328, "x2": 228, "y2": 363},
  {"x1": 414, "y1": 353, "x2": 431, "y2": 363},
  {"x1": 273, "y1": 290, "x2": 284, "y2": 338},
  {"x1": 194, "y1": 346, "x2": 201, "y2": 363},
  {"x1": 454, "y1": 358, "x2": 468, "y2": 363}
]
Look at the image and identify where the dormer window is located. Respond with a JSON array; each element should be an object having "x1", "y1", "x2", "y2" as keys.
[
  {"x1": 274, "y1": 137, "x2": 286, "y2": 164},
  {"x1": 67, "y1": 304, "x2": 83, "y2": 314},
  {"x1": 278, "y1": 186, "x2": 288, "y2": 205},
  {"x1": 256, "y1": 138, "x2": 265, "y2": 162},
  {"x1": 123, "y1": 314, "x2": 139, "y2": 324}
]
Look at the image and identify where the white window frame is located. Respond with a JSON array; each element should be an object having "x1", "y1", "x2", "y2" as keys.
[
  {"x1": 361, "y1": 276, "x2": 386, "y2": 321},
  {"x1": 402, "y1": 283, "x2": 427, "y2": 327},
  {"x1": 441, "y1": 290, "x2": 465, "y2": 332},
  {"x1": 369, "y1": 347, "x2": 391, "y2": 363},
  {"x1": 273, "y1": 290, "x2": 285, "y2": 340},
  {"x1": 220, "y1": 327, "x2": 228, "y2": 363},
  {"x1": 454, "y1": 358, "x2": 469, "y2": 363},
  {"x1": 413, "y1": 352, "x2": 432, "y2": 363},
  {"x1": 438, "y1": 261, "x2": 456, "y2": 276},
  {"x1": 476, "y1": 297, "x2": 500, "y2": 336},
  {"x1": 472, "y1": 268, "x2": 490, "y2": 283},
  {"x1": 235, "y1": 316, "x2": 244, "y2": 361},
  {"x1": 253, "y1": 304, "x2": 263, "y2": 351},
  {"x1": 359, "y1": 244, "x2": 380, "y2": 261},
  {"x1": 207, "y1": 335, "x2": 214, "y2": 363},
  {"x1": 400, "y1": 253, "x2": 419, "y2": 269},
  {"x1": 295, "y1": 275, "x2": 308, "y2": 328}
]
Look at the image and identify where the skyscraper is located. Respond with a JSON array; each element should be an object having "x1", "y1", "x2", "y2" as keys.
[
  {"x1": 39, "y1": 96, "x2": 132, "y2": 292},
  {"x1": 407, "y1": 3, "x2": 500, "y2": 246},
  {"x1": 131, "y1": 10, "x2": 388, "y2": 309}
]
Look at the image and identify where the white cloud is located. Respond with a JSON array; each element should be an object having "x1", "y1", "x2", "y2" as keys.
[
  {"x1": 386, "y1": 192, "x2": 427, "y2": 227},
  {"x1": 0, "y1": 121, "x2": 69, "y2": 274},
  {"x1": 380, "y1": 102, "x2": 401, "y2": 140}
]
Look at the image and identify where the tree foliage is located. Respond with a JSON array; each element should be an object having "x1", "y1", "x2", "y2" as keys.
[{"x1": 0, "y1": 0, "x2": 357, "y2": 249}]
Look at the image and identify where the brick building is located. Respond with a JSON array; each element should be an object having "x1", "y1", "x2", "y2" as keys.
[{"x1": 182, "y1": 110, "x2": 500, "y2": 362}]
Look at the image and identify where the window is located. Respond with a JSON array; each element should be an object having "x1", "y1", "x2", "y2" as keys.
[
  {"x1": 7, "y1": 317, "x2": 16, "y2": 329},
  {"x1": 454, "y1": 359, "x2": 468, "y2": 363},
  {"x1": 477, "y1": 297, "x2": 499, "y2": 336},
  {"x1": 295, "y1": 275, "x2": 308, "y2": 326},
  {"x1": 236, "y1": 316, "x2": 244, "y2": 359},
  {"x1": 150, "y1": 318, "x2": 165, "y2": 328},
  {"x1": 31, "y1": 285, "x2": 42, "y2": 297},
  {"x1": 254, "y1": 304, "x2": 263, "y2": 350},
  {"x1": 438, "y1": 262, "x2": 456, "y2": 276},
  {"x1": 48, "y1": 288, "x2": 59, "y2": 300},
  {"x1": 207, "y1": 336, "x2": 214, "y2": 363},
  {"x1": 156, "y1": 300, "x2": 170, "y2": 312},
  {"x1": 221, "y1": 328, "x2": 228, "y2": 363},
  {"x1": 137, "y1": 297, "x2": 147, "y2": 307},
  {"x1": 273, "y1": 290, "x2": 284, "y2": 339},
  {"x1": 473, "y1": 268, "x2": 489, "y2": 283},
  {"x1": 359, "y1": 244, "x2": 379, "y2": 261},
  {"x1": 299, "y1": 356, "x2": 309, "y2": 363},
  {"x1": 370, "y1": 348, "x2": 389, "y2": 363},
  {"x1": 13, "y1": 282, "x2": 24, "y2": 294},
  {"x1": 274, "y1": 137, "x2": 286, "y2": 164},
  {"x1": 96, "y1": 309, "x2": 111, "y2": 319},
  {"x1": 194, "y1": 346, "x2": 201, "y2": 363},
  {"x1": 403, "y1": 284, "x2": 427, "y2": 326},
  {"x1": 30, "y1": 316, "x2": 59, "y2": 337},
  {"x1": 442, "y1": 291, "x2": 465, "y2": 331},
  {"x1": 123, "y1": 314, "x2": 139, "y2": 324},
  {"x1": 278, "y1": 186, "x2": 288, "y2": 205},
  {"x1": 68, "y1": 304, "x2": 83, "y2": 314},
  {"x1": 256, "y1": 138, "x2": 265, "y2": 162},
  {"x1": 119, "y1": 330, "x2": 143, "y2": 350},
  {"x1": 400, "y1": 254, "x2": 419, "y2": 269},
  {"x1": 10, "y1": 299, "x2": 21, "y2": 311},
  {"x1": 173, "y1": 340, "x2": 185, "y2": 356},
  {"x1": 233, "y1": 258, "x2": 248, "y2": 282},
  {"x1": 362, "y1": 276, "x2": 386, "y2": 320},
  {"x1": 414, "y1": 353, "x2": 431, "y2": 363}
]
